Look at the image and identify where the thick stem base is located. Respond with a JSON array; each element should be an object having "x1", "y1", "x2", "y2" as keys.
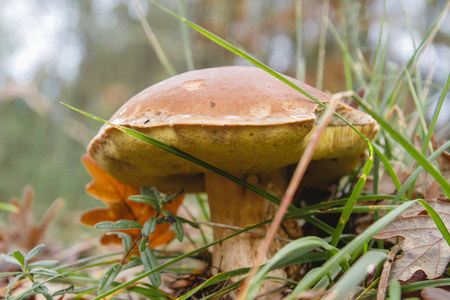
[{"x1": 205, "y1": 170, "x2": 302, "y2": 298}]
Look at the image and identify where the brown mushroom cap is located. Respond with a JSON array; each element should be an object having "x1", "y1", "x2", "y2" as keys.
[{"x1": 88, "y1": 66, "x2": 378, "y2": 191}]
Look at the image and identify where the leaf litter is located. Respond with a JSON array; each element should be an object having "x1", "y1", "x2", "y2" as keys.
[{"x1": 374, "y1": 198, "x2": 450, "y2": 281}]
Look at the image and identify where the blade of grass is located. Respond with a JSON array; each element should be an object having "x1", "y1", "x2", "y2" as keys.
[
  {"x1": 373, "y1": 146, "x2": 403, "y2": 193},
  {"x1": 405, "y1": 70, "x2": 428, "y2": 138},
  {"x1": 176, "y1": 0, "x2": 194, "y2": 71},
  {"x1": 423, "y1": 72, "x2": 450, "y2": 148},
  {"x1": 324, "y1": 251, "x2": 387, "y2": 300},
  {"x1": 418, "y1": 199, "x2": 450, "y2": 247},
  {"x1": 295, "y1": 0, "x2": 305, "y2": 81},
  {"x1": 315, "y1": 0, "x2": 329, "y2": 90},
  {"x1": 326, "y1": 19, "x2": 366, "y2": 88},
  {"x1": 330, "y1": 141, "x2": 374, "y2": 246},
  {"x1": 341, "y1": 19, "x2": 354, "y2": 91},
  {"x1": 132, "y1": 0, "x2": 176, "y2": 76}
]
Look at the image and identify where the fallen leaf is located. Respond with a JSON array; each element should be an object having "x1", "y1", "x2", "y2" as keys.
[
  {"x1": 0, "y1": 186, "x2": 63, "y2": 255},
  {"x1": 374, "y1": 199, "x2": 450, "y2": 281},
  {"x1": 80, "y1": 154, "x2": 184, "y2": 248}
]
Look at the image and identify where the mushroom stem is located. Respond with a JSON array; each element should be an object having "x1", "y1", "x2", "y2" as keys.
[{"x1": 204, "y1": 169, "x2": 302, "y2": 297}]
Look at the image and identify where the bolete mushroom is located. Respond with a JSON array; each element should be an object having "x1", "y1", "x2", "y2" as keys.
[{"x1": 87, "y1": 66, "x2": 378, "y2": 295}]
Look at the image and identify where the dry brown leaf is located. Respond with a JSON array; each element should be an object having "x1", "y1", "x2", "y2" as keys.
[
  {"x1": 374, "y1": 199, "x2": 450, "y2": 281},
  {"x1": 81, "y1": 153, "x2": 184, "y2": 248},
  {"x1": 0, "y1": 186, "x2": 63, "y2": 254}
]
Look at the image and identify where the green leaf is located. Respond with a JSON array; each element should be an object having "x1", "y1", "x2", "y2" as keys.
[
  {"x1": 28, "y1": 260, "x2": 59, "y2": 268},
  {"x1": 0, "y1": 254, "x2": 22, "y2": 267},
  {"x1": 142, "y1": 218, "x2": 157, "y2": 237},
  {"x1": 163, "y1": 211, "x2": 184, "y2": 242},
  {"x1": 13, "y1": 251, "x2": 25, "y2": 267},
  {"x1": 95, "y1": 220, "x2": 143, "y2": 230},
  {"x1": 52, "y1": 285, "x2": 96, "y2": 296},
  {"x1": 141, "y1": 186, "x2": 156, "y2": 199},
  {"x1": 106, "y1": 232, "x2": 132, "y2": 251},
  {"x1": 29, "y1": 267, "x2": 59, "y2": 276},
  {"x1": 140, "y1": 245, "x2": 161, "y2": 287},
  {"x1": 24, "y1": 244, "x2": 45, "y2": 264},
  {"x1": 129, "y1": 195, "x2": 160, "y2": 209},
  {"x1": 98, "y1": 264, "x2": 122, "y2": 295}
]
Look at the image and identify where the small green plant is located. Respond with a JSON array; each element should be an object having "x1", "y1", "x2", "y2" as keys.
[
  {"x1": 0, "y1": 244, "x2": 58, "y2": 299},
  {"x1": 93, "y1": 186, "x2": 197, "y2": 294}
]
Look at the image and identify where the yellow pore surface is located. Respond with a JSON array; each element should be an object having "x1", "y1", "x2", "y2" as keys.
[{"x1": 89, "y1": 120, "x2": 377, "y2": 192}]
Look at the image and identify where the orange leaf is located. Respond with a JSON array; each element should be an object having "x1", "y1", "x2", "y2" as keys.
[
  {"x1": 80, "y1": 153, "x2": 185, "y2": 248},
  {"x1": 81, "y1": 154, "x2": 140, "y2": 204}
]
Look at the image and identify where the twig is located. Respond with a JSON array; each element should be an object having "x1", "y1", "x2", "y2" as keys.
[{"x1": 377, "y1": 244, "x2": 401, "y2": 300}]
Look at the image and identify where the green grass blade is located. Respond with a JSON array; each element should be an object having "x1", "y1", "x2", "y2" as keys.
[
  {"x1": 331, "y1": 150, "x2": 374, "y2": 246},
  {"x1": 295, "y1": 0, "x2": 305, "y2": 81},
  {"x1": 176, "y1": 0, "x2": 194, "y2": 71},
  {"x1": 389, "y1": 279, "x2": 402, "y2": 300},
  {"x1": 424, "y1": 73, "x2": 450, "y2": 148},
  {"x1": 373, "y1": 146, "x2": 403, "y2": 193},
  {"x1": 315, "y1": 0, "x2": 329, "y2": 90},
  {"x1": 132, "y1": 0, "x2": 176, "y2": 76},
  {"x1": 418, "y1": 199, "x2": 450, "y2": 247},
  {"x1": 405, "y1": 70, "x2": 428, "y2": 138},
  {"x1": 326, "y1": 19, "x2": 366, "y2": 88},
  {"x1": 326, "y1": 251, "x2": 387, "y2": 299}
]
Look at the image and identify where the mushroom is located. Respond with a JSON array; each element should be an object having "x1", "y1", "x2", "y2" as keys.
[{"x1": 87, "y1": 66, "x2": 378, "y2": 295}]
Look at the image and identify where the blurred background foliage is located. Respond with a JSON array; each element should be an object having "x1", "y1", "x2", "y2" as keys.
[{"x1": 0, "y1": 0, "x2": 449, "y2": 219}]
